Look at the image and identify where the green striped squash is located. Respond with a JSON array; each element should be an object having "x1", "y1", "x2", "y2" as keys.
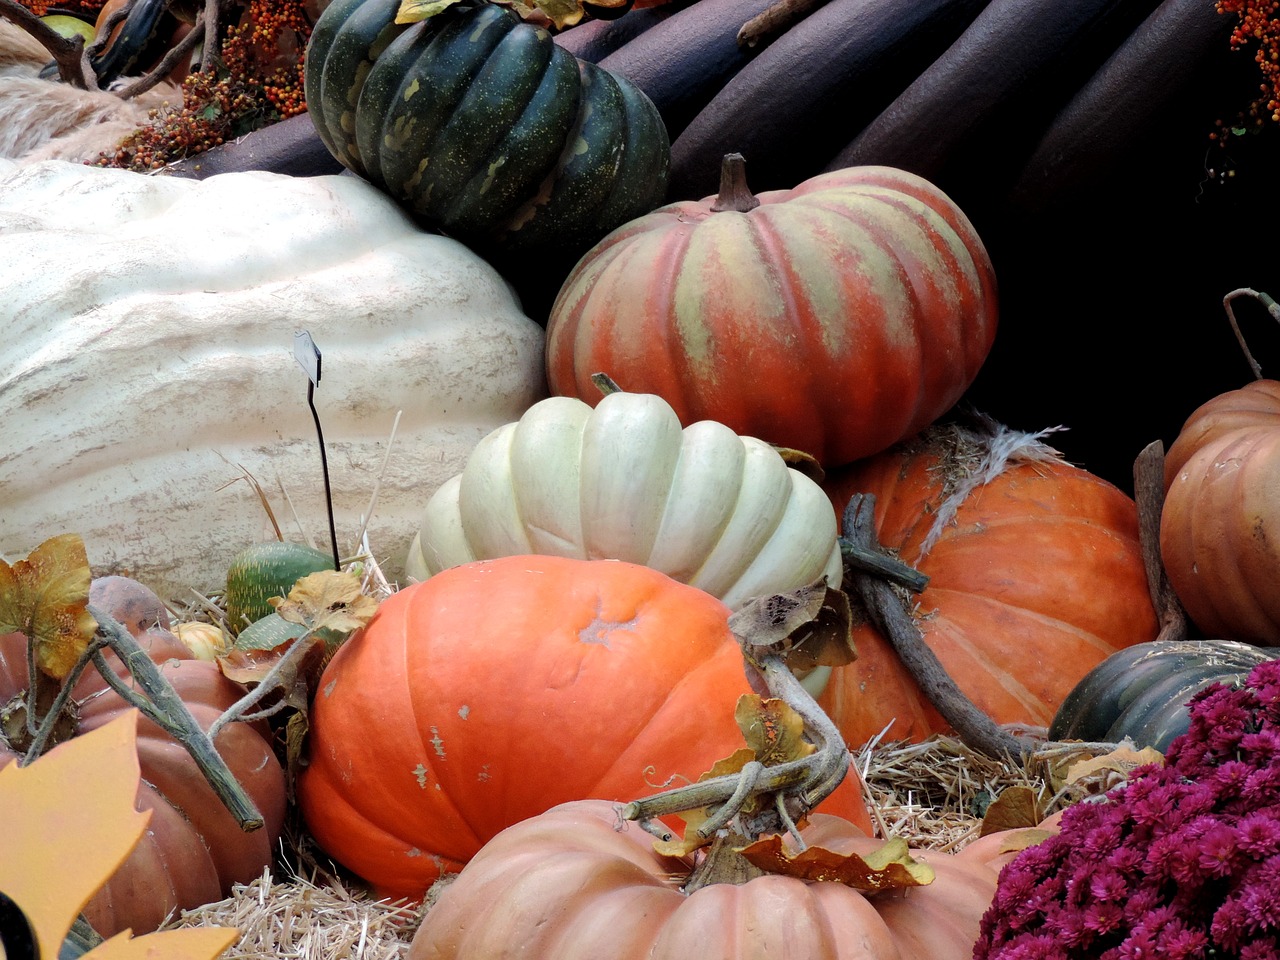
[{"x1": 305, "y1": 0, "x2": 670, "y2": 260}]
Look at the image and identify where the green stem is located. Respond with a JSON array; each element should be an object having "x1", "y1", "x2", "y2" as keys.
[
  {"x1": 89, "y1": 606, "x2": 264, "y2": 831},
  {"x1": 20, "y1": 636, "x2": 107, "y2": 765},
  {"x1": 1222, "y1": 287, "x2": 1280, "y2": 380}
]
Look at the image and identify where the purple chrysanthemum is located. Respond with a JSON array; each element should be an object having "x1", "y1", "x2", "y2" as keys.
[{"x1": 974, "y1": 659, "x2": 1280, "y2": 960}]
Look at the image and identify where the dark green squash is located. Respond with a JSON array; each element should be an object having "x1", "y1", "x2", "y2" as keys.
[
  {"x1": 1048, "y1": 639, "x2": 1276, "y2": 751},
  {"x1": 222, "y1": 541, "x2": 337, "y2": 634},
  {"x1": 304, "y1": 0, "x2": 669, "y2": 263}
]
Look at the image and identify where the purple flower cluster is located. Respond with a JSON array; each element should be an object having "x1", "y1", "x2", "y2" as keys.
[{"x1": 974, "y1": 658, "x2": 1280, "y2": 960}]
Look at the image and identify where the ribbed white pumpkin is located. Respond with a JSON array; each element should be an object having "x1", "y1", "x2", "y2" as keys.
[
  {"x1": 0, "y1": 160, "x2": 546, "y2": 597},
  {"x1": 405, "y1": 391, "x2": 843, "y2": 609}
]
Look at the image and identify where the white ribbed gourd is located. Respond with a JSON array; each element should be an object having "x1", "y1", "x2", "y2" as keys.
[
  {"x1": 405, "y1": 390, "x2": 843, "y2": 610},
  {"x1": 0, "y1": 159, "x2": 547, "y2": 597}
]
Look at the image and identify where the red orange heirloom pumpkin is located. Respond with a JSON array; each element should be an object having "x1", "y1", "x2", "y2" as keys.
[
  {"x1": 297, "y1": 554, "x2": 872, "y2": 900},
  {"x1": 545, "y1": 154, "x2": 999, "y2": 468}
]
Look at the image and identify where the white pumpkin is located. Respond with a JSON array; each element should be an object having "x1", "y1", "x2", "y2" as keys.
[
  {"x1": 405, "y1": 391, "x2": 843, "y2": 610},
  {"x1": 0, "y1": 159, "x2": 547, "y2": 597}
]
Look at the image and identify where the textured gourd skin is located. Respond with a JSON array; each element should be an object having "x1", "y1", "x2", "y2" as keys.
[
  {"x1": 306, "y1": 0, "x2": 670, "y2": 260},
  {"x1": 409, "y1": 798, "x2": 1029, "y2": 960},
  {"x1": 0, "y1": 577, "x2": 286, "y2": 937},
  {"x1": 0, "y1": 159, "x2": 546, "y2": 597},
  {"x1": 297, "y1": 555, "x2": 872, "y2": 900},
  {"x1": 1048, "y1": 639, "x2": 1276, "y2": 750},
  {"x1": 819, "y1": 430, "x2": 1159, "y2": 748},
  {"x1": 1160, "y1": 379, "x2": 1280, "y2": 646},
  {"x1": 404, "y1": 391, "x2": 843, "y2": 610},
  {"x1": 545, "y1": 164, "x2": 998, "y2": 469}
]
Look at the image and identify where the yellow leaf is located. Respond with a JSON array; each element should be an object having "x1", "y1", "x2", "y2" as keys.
[
  {"x1": 0, "y1": 712, "x2": 148, "y2": 960},
  {"x1": 735, "y1": 694, "x2": 815, "y2": 766},
  {"x1": 0, "y1": 711, "x2": 237, "y2": 960},
  {"x1": 395, "y1": 0, "x2": 463, "y2": 23},
  {"x1": 0, "y1": 533, "x2": 97, "y2": 679},
  {"x1": 269, "y1": 569, "x2": 379, "y2": 634},
  {"x1": 527, "y1": 0, "x2": 587, "y2": 29},
  {"x1": 978, "y1": 784, "x2": 1042, "y2": 836},
  {"x1": 87, "y1": 928, "x2": 239, "y2": 960}
]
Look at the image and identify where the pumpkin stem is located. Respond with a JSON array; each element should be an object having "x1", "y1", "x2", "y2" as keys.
[
  {"x1": 842, "y1": 493, "x2": 1036, "y2": 761},
  {"x1": 710, "y1": 154, "x2": 761, "y2": 213},
  {"x1": 1131, "y1": 441, "x2": 1190, "y2": 645},
  {"x1": 590, "y1": 371, "x2": 623, "y2": 396},
  {"x1": 1222, "y1": 287, "x2": 1280, "y2": 380}
]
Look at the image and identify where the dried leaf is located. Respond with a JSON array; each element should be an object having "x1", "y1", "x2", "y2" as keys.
[
  {"x1": 1065, "y1": 744, "x2": 1164, "y2": 786},
  {"x1": 269, "y1": 569, "x2": 379, "y2": 635},
  {"x1": 771, "y1": 445, "x2": 826, "y2": 484},
  {"x1": 395, "y1": 0, "x2": 463, "y2": 23},
  {"x1": 0, "y1": 533, "x2": 97, "y2": 679},
  {"x1": 978, "y1": 784, "x2": 1042, "y2": 836},
  {"x1": 0, "y1": 711, "x2": 237, "y2": 960},
  {"x1": 737, "y1": 834, "x2": 935, "y2": 891},
  {"x1": 729, "y1": 580, "x2": 854, "y2": 671},
  {"x1": 736, "y1": 695, "x2": 814, "y2": 767}
]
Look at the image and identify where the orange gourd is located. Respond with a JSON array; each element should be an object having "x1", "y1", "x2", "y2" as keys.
[
  {"x1": 297, "y1": 555, "x2": 872, "y2": 900},
  {"x1": 819, "y1": 420, "x2": 1159, "y2": 748},
  {"x1": 409, "y1": 798, "x2": 1046, "y2": 960},
  {"x1": 1160, "y1": 378, "x2": 1280, "y2": 645},
  {"x1": 0, "y1": 576, "x2": 287, "y2": 936}
]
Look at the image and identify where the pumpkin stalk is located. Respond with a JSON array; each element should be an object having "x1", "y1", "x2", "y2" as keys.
[
  {"x1": 709, "y1": 153, "x2": 761, "y2": 213},
  {"x1": 1222, "y1": 286, "x2": 1280, "y2": 380},
  {"x1": 87, "y1": 606, "x2": 265, "y2": 831},
  {"x1": 1131, "y1": 440, "x2": 1189, "y2": 645},
  {"x1": 13, "y1": 636, "x2": 105, "y2": 763},
  {"x1": 841, "y1": 494, "x2": 1036, "y2": 760}
]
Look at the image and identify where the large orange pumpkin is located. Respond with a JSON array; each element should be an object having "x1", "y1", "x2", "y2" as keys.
[
  {"x1": 409, "y1": 798, "x2": 1047, "y2": 960},
  {"x1": 297, "y1": 555, "x2": 872, "y2": 900},
  {"x1": 0, "y1": 576, "x2": 287, "y2": 936},
  {"x1": 544, "y1": 156, "x2": 999, "y2": 468},
  {"x1": 818, "y1": 420, "x2": 1159, "y2": 749},
  {"x1": 1160, "y1": 378, "x2": 1280, "y2": 645}
]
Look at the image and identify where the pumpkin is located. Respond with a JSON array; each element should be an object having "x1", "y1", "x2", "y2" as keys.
[
  {"x1": 818, "y1": 417, "x2": 1160, "y2": 748},
  {"x1": 544, "y1": 154, "x2": 999, "y2": 468},
  {"x1": 0, "y1": 159, "x2": 546, "y2": 599},
  {"x1": 409, "y1": 798, "x2": 1049, "y2": 960},
  {"x1": 297, "y1": 554, "x2": 872, "y2": 900},
  {"x1": 222, "y1": 541, "x2": 337, "y2": 633},
  {"x1": 0, "y1": 576, "x2": 287, "y2": 937},
  {"x1": 1160, "y1": 377, "x2": 1280, "y2": 646},
  {"x1": 1048, "y1": 638, "x2": 1275, "y2": 750},
  {"x1": 404, "y1": 390, "x2": 843, "y2": 610},
  {"x1": 305, "y1": 0, "x2": 670, "y2": 263}
]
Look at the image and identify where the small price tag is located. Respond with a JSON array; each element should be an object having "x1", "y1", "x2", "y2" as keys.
[{"x1": 293, "y1": 330, "x2": 322, "y2": 386}]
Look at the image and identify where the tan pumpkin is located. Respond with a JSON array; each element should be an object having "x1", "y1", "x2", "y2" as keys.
[
  {"x1": 0, "y1": 576, "x2": 287, "y2": 936},
  {"x1": 1160, "y1": 377, "x2": 1280, "y2": 645},
  {"x1": 409, "y1": 798, "x2": 1052, "y2": 960}
]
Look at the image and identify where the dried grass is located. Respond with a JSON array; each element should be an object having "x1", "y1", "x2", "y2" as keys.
[{"x1": 159, "y1": 729, "x2": 1107, "y2": 958}]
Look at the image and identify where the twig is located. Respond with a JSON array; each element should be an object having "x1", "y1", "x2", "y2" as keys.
[
  {"x1": 0, "y1": 0, "x2": 96, "y2": 87},
  {"x1": 114, "y1": 11, "x2": 205, "y2": 100},
  {"x1": 837, "y1": 499, "x2": 929, "y2": 592},
  {"x1": 206, "y1": 631, "x2": 322, "y2": 742},
  {"x1": 1132, "y1": 440, "x2": 1189, "y2": 644},
  {"x1": 88, "y1": 605, "x2": 265, "y2": 831},
  {"x1": 737, "y1": 0, "x2": 831, "y2": 48},
  {"x1": 1223, "y1": 287, "x2": 1280, "y2": 380},
  {"x1": 20, "y1": 635, "x2": 109, "y2": 765},
  {"x1": 842, "y1": 493, "x2": 1036, "y2": 761}
]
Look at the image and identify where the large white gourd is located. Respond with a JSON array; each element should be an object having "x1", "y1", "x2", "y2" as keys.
[
  {"x1": 405, "y1": 391, "x2": 843, "y2": 610},
  {"x1": 0, "y1": 160, "x2": 546, "y2": 597}
]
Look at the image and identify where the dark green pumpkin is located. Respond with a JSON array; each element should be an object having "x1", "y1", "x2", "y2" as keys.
[
  {"x1": 1048, "y1": 639, "x2": 1276, "y2": 751},
  {"x1": 223, "y1": 541, "x2": 337, "y2": 634},
  {"x1": 305, "y1": 0, "x2": 670, "y2": 261}
]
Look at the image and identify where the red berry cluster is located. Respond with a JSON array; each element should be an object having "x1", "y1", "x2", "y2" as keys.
[
  {"x1": 1215, "y1": 0, "x2": 1280, "y2": 134},
  {"x1": 85, "y1": 0, "x2": 313, "y2": 172}
]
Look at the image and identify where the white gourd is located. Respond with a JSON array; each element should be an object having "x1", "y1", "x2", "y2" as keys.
[
  {"x1": 405, "y1": 391, "x2": 843, "y2": 610},
  {"x1": 0, "y1": 160, "x2": 547, "y2": 597}
]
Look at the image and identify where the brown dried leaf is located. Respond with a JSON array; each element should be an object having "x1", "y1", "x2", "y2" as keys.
[
  {"x1": 0, "y1": 533, "x2": 97, "y2": 680},
  {"x1": 270, "y1": 570, "x2": 379, "y2": 635},
  {"x1": 736, "y1": 695, "x2": 814, "y2": 767},
  {"x1": 729, "y1": 581, "x2": 854, "y2": 669},
  {"x1": 737, "y1": 834, "x2": 935, "y2": 891},
  {"x1": 979, "y1": 785, "x2": 1042, "y2": 836},
  {"x1": 1065, "y1": 744, "x2": 1164, "y2": 786}
]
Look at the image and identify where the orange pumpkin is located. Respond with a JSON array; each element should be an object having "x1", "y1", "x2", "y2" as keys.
[
  {"x1": 1160, "y1": 378, "x2": 1280, "y2": 645},
  {"x1": 819, "y1": 421, "x2": 1159, "y2": 748},
  {"x1": 297, "y1": 555, "x2": 873, "y2": 900},
  {"x1": 0, "y1": 576, "x2": 287, "y2": 936},
  {"x1": 409, "y1": 798, "x2": 1048, "y2": 960}
]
